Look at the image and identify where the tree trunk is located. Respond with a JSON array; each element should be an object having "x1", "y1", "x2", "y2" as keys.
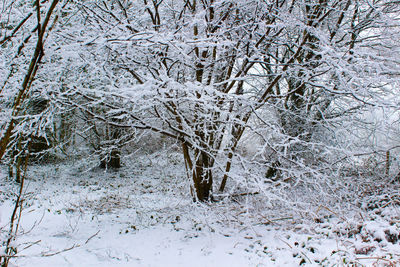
[
  {"x1": 182, "y1": 143, "x2": 213, "y2": 202},
  {"x1": 100, "y1": 148, "x2": 121, "y2": 169},
  {"x1": 99, "y1": 120, "x2": 122, "y2": 169}
]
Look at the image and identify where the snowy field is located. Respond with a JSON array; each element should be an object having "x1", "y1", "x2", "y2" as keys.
[{"x1": 1, "y1": 151, "x2": 400, "y2": 266}]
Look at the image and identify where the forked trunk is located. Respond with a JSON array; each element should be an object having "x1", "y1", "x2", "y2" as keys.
[{"x1": 182, "y1": 143, "x2": 213, "y2": 202}]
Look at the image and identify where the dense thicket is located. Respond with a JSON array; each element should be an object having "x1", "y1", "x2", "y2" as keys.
[{"x1": 1, "y1": 0, "x2": 400, "y2": 203}]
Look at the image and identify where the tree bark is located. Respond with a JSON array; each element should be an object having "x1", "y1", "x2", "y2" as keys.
[
  {"x1": 0, "y1": 0, "x2": 59, "y2": 162},
  {"x1": 182, "y1": 142, "x2": 213, "y2": 202},
  {"x1": 100, "y1": 148, "x2": 121, "y2": 169}
]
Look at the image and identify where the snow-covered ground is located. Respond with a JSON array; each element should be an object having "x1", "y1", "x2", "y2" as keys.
[{"x1": 1, "y1": 151, "x2": 400, "y2": 266}]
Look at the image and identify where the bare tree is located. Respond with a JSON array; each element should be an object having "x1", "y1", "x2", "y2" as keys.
[
  {"x1": 0, "y1": 1, "x2": 62, "y2": 265},
  {"x1": 53, "y1": 0, "x2": 400, "y2": 201}
]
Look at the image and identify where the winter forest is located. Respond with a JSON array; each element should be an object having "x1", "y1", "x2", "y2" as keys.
[{"x1": 1, "y1": 0, "x2": 400, "y2": 266}]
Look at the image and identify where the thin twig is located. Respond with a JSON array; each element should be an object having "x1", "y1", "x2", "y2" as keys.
[{"x1": 85, "y1": 230, "x2": 100, "y2": 244}]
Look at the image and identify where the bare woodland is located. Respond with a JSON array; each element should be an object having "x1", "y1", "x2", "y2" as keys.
[{"x1": 1, "y1": 0, "x2": 400, "y2": 265}]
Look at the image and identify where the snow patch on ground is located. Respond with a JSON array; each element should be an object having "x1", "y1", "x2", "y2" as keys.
[{"x1": 1, "y1": 153, "x2": 400, "y2": 266}]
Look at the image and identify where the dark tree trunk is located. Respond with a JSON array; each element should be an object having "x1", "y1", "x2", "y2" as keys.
[
  {"x1": 182, "y1": 143, "x2": 213, "y2": 202},
  {"x1": 100, "y1": 148, "x2": 121, "y2": 169},
  {"x1": 99, "y1": 120, "x2": 122, "y2": 169},
  {"x1": 193, "y1": 150, "x2": 213, "y2": 201}
]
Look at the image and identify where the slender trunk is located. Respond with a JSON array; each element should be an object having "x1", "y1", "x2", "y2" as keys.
[
  {"x1": 219, "y1": 112, "x2": 251, "y2": 192},
  {"x1": 0, "y1": 0, "x2": 59, "y2": 161},
  {"x1": 1, "y1": 142, "x2": 30, "y2": 267}
]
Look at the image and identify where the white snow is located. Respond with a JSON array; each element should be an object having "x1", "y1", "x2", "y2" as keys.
[{"x1": 1, "y1": 152, "x2": 400, "y2": 266}]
